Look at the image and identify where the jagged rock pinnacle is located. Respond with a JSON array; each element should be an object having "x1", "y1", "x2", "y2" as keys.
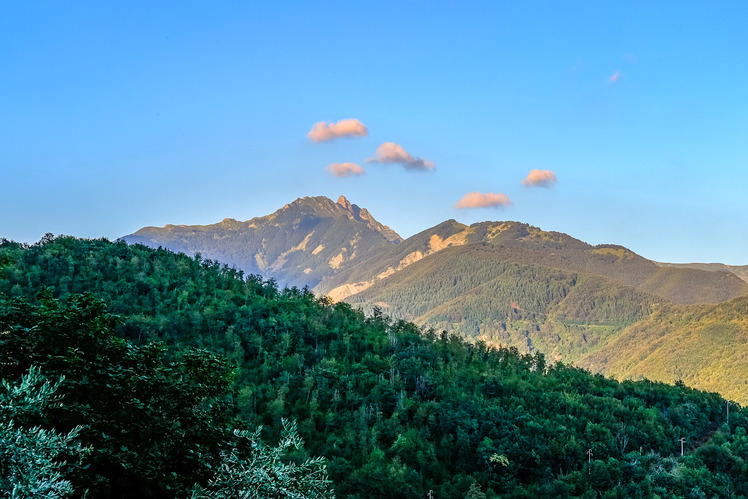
[
  {"x1": 334, "y1": 196, "x2": 401, "y2": 243},
  {"x1": 337, "y1": 195, "x2": 353, "y2": 212}
]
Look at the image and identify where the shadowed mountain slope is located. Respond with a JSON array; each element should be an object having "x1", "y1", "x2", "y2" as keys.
[{"x1": 122, "y1": 196, "x2": 401, "y2": 289}]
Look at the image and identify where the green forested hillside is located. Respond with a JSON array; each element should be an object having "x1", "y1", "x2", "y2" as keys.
[
  {"x1": 2, "y1": 236, "x2": 748, "y2": 498},
  {"x1": 578, "y1": 296, "x2": 748, "y2": 405},
  {"x1": 318, "y1": 219, "x2": 748, "y2": 403},
  {"x1": 0, "y1": 293, "x2": 332, "y2": 498},
  {"x1": 119, "y1": 198, "x2": 748, "y2": 400},
  {"x1": 122, "y1": 195, "x2": 401, "y2": 289},
  {"x1": 342, "y1": 244, "x2": 658, "y2": 363}
]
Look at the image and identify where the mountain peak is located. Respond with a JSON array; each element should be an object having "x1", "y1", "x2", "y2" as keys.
[
  {"x1": 336, "y1": 195, "x2": 360, "y2": 219},
  {"x1": 337, "y1": 195, "x2": 353, "y2": 211},
  {"x1": 338, "y1": 196, "x2": 401, "y2": 243},
  {"x1": 274, "y1": 195, "x2": 401, "y2": 245},
  {"x1": 123, "y1": 195, "x2": 402, "y2": 287}
]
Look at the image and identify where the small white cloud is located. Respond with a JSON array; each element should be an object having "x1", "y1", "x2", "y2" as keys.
[
  {"x1": 366, "y1": 142, "x2": 435, "y2": 171},
  {"x1": 307, "y1": 119, "x2": 368, "y2": 142},
  {"x1": 326, "y1": 162, "x2": 364, "y2": 178},
  {"x1": 455, "y1": 192, "x2": 511, "y2": 209},
  {"x1": 522, "y1": 169, "x2": 557, "y2": 188}
]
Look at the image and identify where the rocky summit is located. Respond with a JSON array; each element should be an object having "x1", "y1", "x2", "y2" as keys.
[{"x1": 122, "y1": 196, "x2": 401, "y2": 289}]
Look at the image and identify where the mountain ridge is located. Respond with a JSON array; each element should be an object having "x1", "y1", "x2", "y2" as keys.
[
  {"x1": 122, "y1": 195, "x2": 401, "y2": 289},
  {"x1": 119, "y1": 195, "x2": 748, "y2": 402},
  {"x1": 316, "y1": 216, "x2": 748, "y2": 306},
  {"x1": 655, "y1": 261, "x2": 748, "y2": 284}
]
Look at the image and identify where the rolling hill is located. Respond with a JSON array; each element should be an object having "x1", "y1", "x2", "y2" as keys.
[
  {"x1": 655, "y1": 261, "x2": 748, "y2": 284},
  {"x1": 315, "y1": 219, "x2": 747, "y2": 362},
  {"x1": 577, "y1": 295, "x2": 748, "y2": 404}
]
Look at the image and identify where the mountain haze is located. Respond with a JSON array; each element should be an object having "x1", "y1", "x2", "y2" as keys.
[{"x1": 122, "y1": 196, "x2": 401, "y2": 288}]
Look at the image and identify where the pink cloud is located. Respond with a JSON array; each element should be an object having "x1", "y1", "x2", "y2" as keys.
[
  {"x1": 326, "y1": 162, "x2": 364, "y2": 177},
  {"x1": 609, "y1": 72, "x2": 621, "y2": 83},
  {"x1": 366, "y1": 142, "x2": 435, "y2": 171},
  {"x1": 522, "y1": 169, "x2": 557, "y2": 188},
  {"x1": 454, "y1": 192, "x2": 511, "y2": 209},
  {"x1": 307, "y1": 119, "x2": 368, "y2": 142}
]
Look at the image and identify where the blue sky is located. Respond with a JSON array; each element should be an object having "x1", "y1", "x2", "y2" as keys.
[{"x1": 2, "y1": 2, "x2": 747, "y2": 264}]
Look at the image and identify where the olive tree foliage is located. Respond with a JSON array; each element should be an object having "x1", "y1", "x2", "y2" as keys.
[
  {"x1": 191, "y1": 418, "x2": 334, "y2": 499},
  {"x1": 0, "y1": 366, "x2": 89, "y2": 499}
]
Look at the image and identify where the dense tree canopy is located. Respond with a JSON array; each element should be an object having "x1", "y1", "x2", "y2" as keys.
[{"x1": 0, "y1": 236, "x2": 747, "y2": 497}]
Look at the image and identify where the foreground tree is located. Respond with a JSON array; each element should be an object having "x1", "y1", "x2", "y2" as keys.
[
  {"x1": 0, "y1": 366, "x2": 89, "y2": 498},
  {"x1": 191, "y1": 419, "x2": 333, "y2": 499},
  {"x1": 0, "y1": 293, "x2": 333, "y2": 498}
]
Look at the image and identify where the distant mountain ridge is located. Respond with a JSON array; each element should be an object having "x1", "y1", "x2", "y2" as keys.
[
  {"x1": 121, "y1": 195, "x2": 748, "y2": 402},
  {"x1": 122, "y1": 195, "x2": 401, "y2": 289},
  {"x1": 315, "y1": 217, "x2": 748, "y2": 369},
  {"x1": 316, "y1": 218, "x2": 748, "y2": 306},
  {"x1": 655, "y1": 261, "x2": 748, "y2": 284},
  {"x1": 123, "y1": 195, "x2": 748, "y2": 306}
]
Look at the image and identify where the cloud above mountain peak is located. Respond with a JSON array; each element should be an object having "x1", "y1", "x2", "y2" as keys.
[
  {"x1": 522, "y1": 169, "x2": 558, "y2": 188},
  {"x1": 455, "y1": 192, "x2": 511, "y2": 209},
  {"x1": 308, "y1": 119, "x2": 368, "y2": 142},
  {"x1": 326, "y1": 162, "x2": 364, "y2": 177},
  {"x1": 366, "y1": 142, "x2": 435, "y2": 171}
]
